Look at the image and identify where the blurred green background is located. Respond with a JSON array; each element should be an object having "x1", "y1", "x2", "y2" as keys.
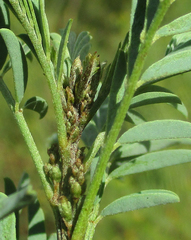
[{"x1": 1, "y1": 0, "x2": 191, "y2": 239}]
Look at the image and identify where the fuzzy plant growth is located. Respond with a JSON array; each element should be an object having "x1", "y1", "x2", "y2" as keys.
[{"x1": 1, "y1": 0, "x2": 191, "y2": 240}]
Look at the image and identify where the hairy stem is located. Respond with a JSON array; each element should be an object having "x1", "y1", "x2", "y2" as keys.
[
  {"x1": 71, "y1": 1, "x2": 173, "y2": 239},
  {"x1": 14, "y1": 105, "x2": 53, "y2": 201}
]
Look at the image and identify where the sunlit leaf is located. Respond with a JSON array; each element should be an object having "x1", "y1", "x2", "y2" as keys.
[
  {"x1": 100, "y1": 190, "x2": 179, "y2": 217},
  {"x1": 108, "y1": 149, "x2": 191, "y2": 181},
  {"x1": 137, "y1": 48, "x2": 191, "y2": 88},
  {"x1": 0, "y1": 193, "x2": 16, "y2": 240},
  {"x1": 153, "y1": 12, "x2": 191, "y2": 42},
  {"x1": 118, "y1": 120, "x2": 191, "y2": 144},
  {"x1": 23, "y1": 96, "x2": 48, "y2": 119},
  {"x1": 130, "y1": 91, "x2": 181, "y2": 108},
  {"x1": 0, "y1": 29, "x2": 28, "y2": 103},
  {"x1": 112, "y1": 138, "x2": 191, "y2": 160}
]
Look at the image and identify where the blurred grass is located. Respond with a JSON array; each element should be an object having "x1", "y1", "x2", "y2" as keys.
[{"x1": 0, "y1": 0, "x2": 191, "y2": 239}]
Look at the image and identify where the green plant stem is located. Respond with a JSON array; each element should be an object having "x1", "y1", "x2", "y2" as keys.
[
  {"x1": 14, "y1": 105, "x2": 53, "y2": 201},
  {"x1": 71, "y1": 1, "x2": 173, "y2": 239},
  {"x1": 9, "y1": 0, "x2": 68, "y2": 156}
]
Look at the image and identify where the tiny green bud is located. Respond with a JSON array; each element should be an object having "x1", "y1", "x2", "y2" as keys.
[
  {"x1": 58, "y1": 196, "x2": 72, "y2": 221},
  {"x1": 43, "y1": 163, "x2": 52, "y2": 175},
  {"x1": 50, "y1": 165, "x2": 61, "y2": 182},
  {"x1": 70, "y1": 180, "x2": 82, "y2": 199}
]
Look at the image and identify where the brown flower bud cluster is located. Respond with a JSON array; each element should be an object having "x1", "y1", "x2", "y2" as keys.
[{"x1": 62, "y1": 52, "x2": 101, "y2": 143}]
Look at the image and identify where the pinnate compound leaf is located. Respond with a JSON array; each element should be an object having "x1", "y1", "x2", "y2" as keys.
[
  {"x1": 153, "y1": 13, "x2": 191, "y2": 42},
  {"x1": 100, "y1": 190, "x2": 179, "y2": 217},
  {"x1": 0, "y1": 29, "x2": 28, "y2": 103},
  {"x1": 108, "y1": 149, "x2": 191, "y2": 181},
  {"x1": 118, "y1": 120, "x2": 191, "y2": 144},
  {"x1": 0, "y1": 193, "x2": 16, "y2": 240},
  {"x1": 137, "y1": 48, "x2": 191, "y2": 88},
  {"x1": 28, "y1": 199, "x2": 46, "y2": 240},
  {"x1": 0, "y1": 0, "x2": 10, "y2": 70},
  {"x1": 23, "y1": 96, "x2": 48, "y2": 119}
]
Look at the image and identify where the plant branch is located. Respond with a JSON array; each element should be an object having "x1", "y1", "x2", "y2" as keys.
[
  {"x1": 71, "y1": 1, "x2": 174, "y2": 239},
  {"x1": 14, "y1": 105, "x2": 53, "y2": 201},
  {"x1": 8, "y1": 0, "x2": 68, "y2": 158}
]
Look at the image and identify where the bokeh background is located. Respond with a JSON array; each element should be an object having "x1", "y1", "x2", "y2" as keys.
[{"x1": 1, "y1": 0, "x2": 191, "y2": 239}]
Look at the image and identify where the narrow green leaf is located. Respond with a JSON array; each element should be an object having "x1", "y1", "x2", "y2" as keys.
[
  {"x1": 106, "y1": 48, "x2": 127, "y2": 133},
  {"x1": 133, "y1": 85, "x2": 188, "y2": 117},
  {"x1": 153, "y1": 12, "x2": 191, "y2": 42},
  {"x1": 0, "y1": 76, "x2": 15, "y2": 110},
  {"x1": 0, "y1": 193, "x2": 16, "y2": 240},
  {"x1": 18, "y1": 34, "x2": 37, "y2": 60},
  {"x1": 100, "y1": 190, "x2": 179, "y2": 217},
  {"x1": 0, "y1": 185, "x2": 36, "y2": 220},
  {"x1": 130, "y1": 91, "x2": 181, "y2": 108},
  {"x1": 109, "y1": 149, "x2": 191, "y2": 180},
  {"x1": 137, "y1": 48, "x2": 191, "y2": 88},
  {"x1": 0, "y1": 0, "x2": 10, "y2": 70},
  {"x1": 128, "y1": 0, "x2": 146, "y2": 76},
  {"x1": 50, "y1": 32, "x2": 61, "y2": 67},
  {"x1": 112, "y1": 138, "x2": 191, "y2": 160},
  {"x1": 23, "y1": 96, "x2": 48, "y2": 119},
  {"x1": 84, "y1": 132, "x2": 105, "y2": 173},
  {"x1": 57, "y1": 19, "x2": 73, "y2": 85},
  {"x1": 0, "y1": 29, "x2": 28, "y2": 103},
  {"x1": 28, "y1": 199, "x2": 46, "y2": 240},
  {"x1": 39, "y1": 0, "x2": 50, "y2": 58},
  {"x1": 118, "y1": 120, "x2": 191, "y2": 144}
]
